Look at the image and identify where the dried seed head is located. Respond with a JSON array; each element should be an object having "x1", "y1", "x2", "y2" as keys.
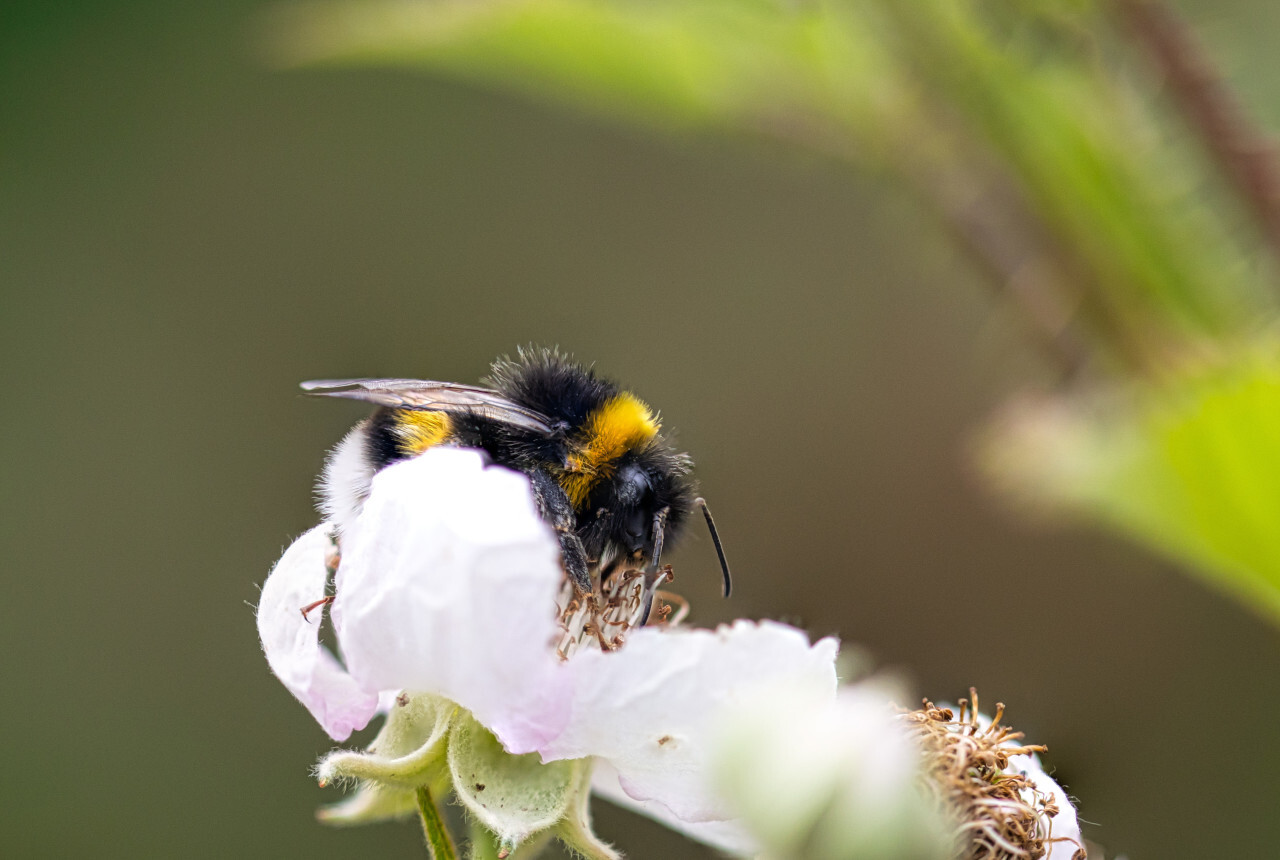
[{"x1": 901, "y1": 690, "x2": 1086, "y2": 860}]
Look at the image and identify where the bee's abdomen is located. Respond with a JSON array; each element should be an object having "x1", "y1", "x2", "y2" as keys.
[
  {"x1": 394, "y1": 409, "x2": 453, "y2": 454},
  {"x1": 366, "y1": 407, "x2": 453, "y2": 468}
]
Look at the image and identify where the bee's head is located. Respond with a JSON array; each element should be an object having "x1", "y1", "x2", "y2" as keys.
[
  {"x1": 600, "y1": 446, "x2": 730, "y2": 600},
  {"x1": 549, "y1": 379, "x2": 728, "y2": 597},
  {"x1": 597, "y1": 447, "x2": 694, "y2": 567}
]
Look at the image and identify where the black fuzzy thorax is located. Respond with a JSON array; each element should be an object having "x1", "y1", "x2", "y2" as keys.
[
  {"x1": 485, "y1": 348, "x2": 619, "y2": 431},
  {"x1": 489, "y1": 350, "x2": 696, "y2": 562}
]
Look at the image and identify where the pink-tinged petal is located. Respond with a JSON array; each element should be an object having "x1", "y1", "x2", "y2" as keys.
[
  {"x1": 333, "y1": 449, "x2": 571, "y2": 753},
  {"x1": 541, "y1": 619, "x2": 839, "y2": 823},
  {"x1": 590, "y1": 761, "x2": 759, "y2": 857},
  {"x1": 257, "y1": 525, "x2": 380, "y2": 741}
]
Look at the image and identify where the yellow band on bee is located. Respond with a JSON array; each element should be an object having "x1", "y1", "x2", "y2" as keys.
[
  {"x1": 396, "y1": 409, "x2": 453, "y2": 454},
  {"x1": 559, "y1": 393, "x2": 659, "y2": 507}
]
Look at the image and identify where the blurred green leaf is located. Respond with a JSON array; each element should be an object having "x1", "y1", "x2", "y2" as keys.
[
  {"x1": 879, "y1": 0, "x2": 1273, "y2": 352},
  {"x1": 264, "y1": 0, "x2": 1276, "y2": 369},
  {"x1": 986, "y1": 345, "x2": 1280, "y2": 620},
  {"x1": 263, "y1": 0, "x2": 897, "y2": 140}
]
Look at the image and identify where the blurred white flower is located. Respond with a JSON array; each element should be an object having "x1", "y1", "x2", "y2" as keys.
[
  {"x1": 257, "y1": 447, "x2": 838, "y2": 854},
  {"x1": 712, "y1": 679, "x2": 953, "y2": 860}
]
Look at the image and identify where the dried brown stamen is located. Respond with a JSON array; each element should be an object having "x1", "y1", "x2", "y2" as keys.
[
  {"x1": 554, "y1": 566, "x2": 689, "y2": 659},
  {"x1": 652, "y1": 589, "x2": 690, "y2": 626},
  {"x1": 901, "y1": 689, "x2": 1085, "y2": 860}
]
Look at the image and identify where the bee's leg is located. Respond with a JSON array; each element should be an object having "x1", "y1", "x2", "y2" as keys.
[
  {"x1": 558, "y1": 533, "x2": 593, "y2": 595},
  {"x1": 527, "y1": 469, "x2": 593, "y2": 594},
  {"x1": 300, "y1": 595, "x2": 334, "y2": 620}
]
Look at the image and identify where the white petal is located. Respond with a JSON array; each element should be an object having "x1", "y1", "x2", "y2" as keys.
[
  {"x1": 540, "y1": 619, "x2": 839, "y2": 823},
  {"x1": 333, "y1": 449, "x2": 572, "y2": 753},
  {"x1": 591, "y1": 760, "x2": 759, "y2": 857},
  {"x1": 257, "y1": 525, "x2": 380, "y2": 741},
  {"x1": 1011, "y1": 752, "x2": 1084, "y2": 860}
]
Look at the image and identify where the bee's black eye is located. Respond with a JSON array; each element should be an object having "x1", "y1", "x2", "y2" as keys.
[
  {"x1": 622, "y1": 507, "x2": 648, "y2": 553},
  {"x1": 616, "y1": 463, "x2": 650, "y2": 506}
]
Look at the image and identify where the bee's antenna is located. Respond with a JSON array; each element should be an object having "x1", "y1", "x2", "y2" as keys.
[{"x1": 696, "y1": 498, "x2": 732, "y2": 598}]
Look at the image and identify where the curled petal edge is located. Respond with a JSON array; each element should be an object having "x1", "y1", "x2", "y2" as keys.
[{"x1": 257, "y1": 525, "x2": 379, "y2": 741}]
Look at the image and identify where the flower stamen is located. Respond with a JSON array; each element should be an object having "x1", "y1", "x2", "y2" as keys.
[
  {"x1": 554, "y1": 566, "x2": 688, "y2": 659},
  {"x1": 652, "y1": 589, "x2": 689, "y2": 626},
  {"x1": 902, "y1": 689, "x2": 1083, "y2": 860}
]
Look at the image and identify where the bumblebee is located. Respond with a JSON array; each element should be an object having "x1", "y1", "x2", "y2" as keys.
[{"x1": 305, "y1": 348, "x2": 730, "y2": 616}]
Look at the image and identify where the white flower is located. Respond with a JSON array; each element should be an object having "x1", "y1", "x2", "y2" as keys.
[{"x1": 257, "y1": 448, "x2": 838, "y2": 854}]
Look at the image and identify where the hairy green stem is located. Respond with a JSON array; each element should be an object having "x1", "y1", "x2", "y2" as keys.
[{"x1": 416, "y1": 785, "x2": 459, "y2": 860}]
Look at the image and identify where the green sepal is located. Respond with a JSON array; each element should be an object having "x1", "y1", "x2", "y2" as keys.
[
  {"x1": 468, "y1": 820, "x2": 553, "y2": 860},
  {"x1": 318, "y1": 692, "x2": 455, "y2": 788},
  {"x1": 317, "y1": 779, "x2": 417, "y2": 826},
  {"x1": 314, "y1": 696, "x2": 618, "y2": 857},
  {"x1": 551, "y1": 757, "x2": 621, "y2": 860},
  {"x1": 316, "y1": 692, "x2": 456, "y2": 825},
  {"x1": 447, "y1": 711, "x2": 581, "y2": 855}
]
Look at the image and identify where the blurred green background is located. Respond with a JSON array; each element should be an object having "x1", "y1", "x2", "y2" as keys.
[{"x1": 4, "y1": 1, "x2": 1278, "y2": 857}]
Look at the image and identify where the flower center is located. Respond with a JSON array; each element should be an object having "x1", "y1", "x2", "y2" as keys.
[{"x1": 554, "y1": 566, "x2": 689, "y2": 659}]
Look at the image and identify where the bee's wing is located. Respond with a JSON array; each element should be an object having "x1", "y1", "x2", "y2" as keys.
[{"x1": 301, "y1": 378, "x2": 556, "y2": 435}]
